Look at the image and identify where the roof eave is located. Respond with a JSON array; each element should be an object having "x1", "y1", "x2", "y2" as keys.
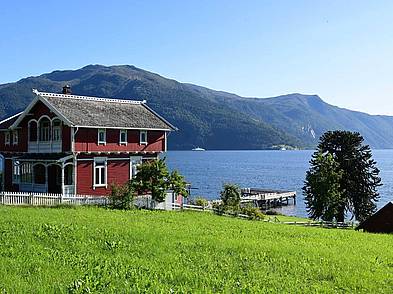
[{"x1": 141, "y1": 103, "x2": 178, "y2": 131}]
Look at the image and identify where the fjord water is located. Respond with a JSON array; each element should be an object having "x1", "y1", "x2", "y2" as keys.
[{"x1": 165, "y1": 150, "x2": 393, "y2": 217}]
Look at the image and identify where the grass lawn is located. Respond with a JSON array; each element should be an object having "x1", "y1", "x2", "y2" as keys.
[{"x1": 0, "y1": 206, "x2": 392, "y2": 293}]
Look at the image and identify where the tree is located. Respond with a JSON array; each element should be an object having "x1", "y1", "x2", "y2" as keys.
[
  {"x1": 220, "y1": 183, "x2": 241, "y2": 209},
  {"x1": 133, "y1": 158, "x2": 188, "y2": 202},
  {"x1": 304, "y1": 131, "x2": 382, "y2": 222},
  {"x1": 303, "y1": 153, "x2": 344, "y2": 221}
]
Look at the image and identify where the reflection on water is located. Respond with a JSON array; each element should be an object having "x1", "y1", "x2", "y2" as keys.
[{"x1": 165, "y1": 150, "x2": 393, "y2": 218}]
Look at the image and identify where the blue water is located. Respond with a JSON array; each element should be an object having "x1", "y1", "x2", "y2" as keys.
[{"x1": 165, "y1": 150, "x2": 393, "y2": 217}]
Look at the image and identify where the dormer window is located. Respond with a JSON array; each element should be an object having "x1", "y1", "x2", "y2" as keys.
[
  {"x1": 12, "y1": 130, "x2": 18, "y2": 145},
  {"x1": 5, "y1": 131, "x2": 10, "y2": 145},
  {"x1": 98, "y1": 129, "x2": 106, "y2": 145},
  {"x1": 119, "y1": 129, "x2": 127, "y2": 145},
  {"x1": 140, "y1": 130, "x2": 147, "y2": 145}
]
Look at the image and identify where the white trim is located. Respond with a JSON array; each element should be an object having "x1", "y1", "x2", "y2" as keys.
[
  {"x1": 93, "y1": 157, "x2": 107, "y2": 189},
  {"x1": 37, "y1": 95, "x2": 73, "y2": 126},
  {"x1": 140, "y1": 130, "x2": 148, "y2": 145},
  {"x1": 141, "y1": 104, "x2": 178, "y2": 131},
  {"x1": 36, "y1": 91, "x2": 144, "y2": 105},
  {"x1": 10, "y1": 95, "x2": 40, "y2": 129},
  {"x1": 73, "y1": 156, "x2": 77, "y2": 195},
  {"x1": 10, "y1": 91, "x2": 73, "y2": 129},
  {"x1": 164, "y1": 131, "x2": 167, "y2": 152},
  {"x1": 129, "y1": 156, "x2": 142, "y2": 179},
  {"x1": 4, "y1": 131, "x2": 10, "y2": 145},
  {"x1": 0, "y1": 112, "x2": 23, "y2": 128},
  {"x1": 119, "y1": 129, "x2": 127, "y2": 145},
  {"x1": 12, "y1": 130, "x2": 18, "y2": 145},
  {"x1": 97, "y1": 129, "x2": 106, "y2": 145},
  {"x1": 75, "y1": 125, "x2": 171, "y2": 131}
]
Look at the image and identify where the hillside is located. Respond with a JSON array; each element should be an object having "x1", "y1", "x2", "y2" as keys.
[
  {"x1": 1, "y1": 206, "x2": 392, "y2": 293},
  {"x1": 1, "y1": 64, "x2": 393, "y2": 149}
]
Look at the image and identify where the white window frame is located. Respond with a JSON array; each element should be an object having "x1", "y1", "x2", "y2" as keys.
[
  {"x1": 119, "y1": 129, "x2": 127, "y2": 145},
  {"x1": 93, "y1": 157, "x2": 107, "y2": 188},
  {"x1": 52, "y1": 119, "x2": 62, "y2": 142},
  {"x1": 12, "y1": 130, "x2": 18, "y2": 145},
  {"x1": 5, "y1": 131, "x2": 10, "y2": 145},
  {"x1": 12, "y1": 160, "x2": 20, "y2": 184},
  {"x1": 139, "y1": 130, "x2": 147, "y2": 145},
  {"x1": 39, "y1": 119, "x2": 51, "y2": 142},
  {"x1": 97, "y1": 129, "x2": 106, "y2": 145},
  {"x1": 129, "y1": 156, "x2": 142, "y2": 179}
]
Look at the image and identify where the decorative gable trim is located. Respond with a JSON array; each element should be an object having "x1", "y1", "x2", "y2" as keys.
[{"x1": 10, "y1": 89, "x2": 74, "y2": 129}]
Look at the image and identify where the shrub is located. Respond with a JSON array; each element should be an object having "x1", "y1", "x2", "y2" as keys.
[
  {"x1": 241, "y1": 205, "x2": 265, "y2": 220},
  {"x1": 265, "y1": 210, "x2": 282, "y2": 216},
  {"x1": 194, "y1": 196, "x2": 209, "y2": 207},
  {"x1": 108, "y1": 182, "x2": 135, "y2": 210}
]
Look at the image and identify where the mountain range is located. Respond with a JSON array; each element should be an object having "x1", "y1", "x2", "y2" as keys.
[{"x1": 0, "y1": 64, "x2": 392, "y2": 150}]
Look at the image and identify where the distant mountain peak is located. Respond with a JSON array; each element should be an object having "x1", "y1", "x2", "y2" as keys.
[{"x1": 0, "y1": 64, "x2": 392, "y2": 149}]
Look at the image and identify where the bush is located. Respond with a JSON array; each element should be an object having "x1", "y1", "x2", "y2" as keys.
[
  {"x1": 212, "y1": 202, "x2": 225, "y2": 215},
  {"x1": 265, "y1": 210, "x2": 282, "y2": 216},
  {"x1": 241, "y1": 205, "x2": 265, "y2": 220},
  {"x1": 108, "y1": 182, "x2": 135, "y2": 210},
  {"x1": 194, "y1": 196, "x2": 209, "y2": 207}
]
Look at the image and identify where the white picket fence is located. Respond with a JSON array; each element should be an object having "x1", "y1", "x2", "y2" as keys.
[{"x1": 0, "y1": 191, "x2": 109, "y2": 206}]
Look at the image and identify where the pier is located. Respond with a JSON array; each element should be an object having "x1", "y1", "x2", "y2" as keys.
[{"x1": 240, "y1": 188, "x2": 296, "y2": 210}]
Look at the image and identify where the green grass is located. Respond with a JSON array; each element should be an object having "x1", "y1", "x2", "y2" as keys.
[{"x1": 0, "y1": 206, "x2": 392, "y2": 293}]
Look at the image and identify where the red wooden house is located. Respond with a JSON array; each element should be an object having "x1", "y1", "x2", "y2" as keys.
[{"x1": 0, "y1": 86, "x2": 176, "y2": 196}]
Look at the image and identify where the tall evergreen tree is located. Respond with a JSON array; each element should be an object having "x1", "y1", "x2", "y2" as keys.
[
  {"x1": 304, "y1": 131, "x2": 381, "y2": 222},
  {"x1": 303, "y1": 153, "x2": 344, "y2": 221}
]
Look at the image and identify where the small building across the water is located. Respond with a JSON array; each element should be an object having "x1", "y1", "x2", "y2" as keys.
[{"x1": 356, "y1": 202, "x2": 393, "y2": 234}]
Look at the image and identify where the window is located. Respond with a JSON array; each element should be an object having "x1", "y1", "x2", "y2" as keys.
[
  {"x1": 5, "y1": 132, "x2": 10, "y2": 145},
  {"x1": 39, "y1": 118, "x2": 51, "y2": 141},
  {"x1": 119, "y1": 129, "x2": 127, "y2": 145},
  {"x1": 52, "y1": 119, "x2": 62, "y2": 141},
  {"x1": 93, "y1": 158, "x2": 107, "y2": 188},
  {"x1": 28, "y1": 120, "x2": 37, "y2": 142},
  {"x1": 140, "y1": 130, "x2": 147, "y2": 145},
  {"x1": 20, "y1": 163, "x2": 33, "y2": 183},
  {"x1": 64, "y1": 164, "x2": 73, "y2": 185},
  {"x1": 129, "y1": 156, "x2": 142, "y2": 179},
  {"x1": 12, "y1": 160, "x2": 20, "y2": 184},
  {"x1": 12, "y1": 130, "x2": 18, "y2": 145},
  {"x1": 98, "y1": 129, "x2": 106, "y2": 145}
]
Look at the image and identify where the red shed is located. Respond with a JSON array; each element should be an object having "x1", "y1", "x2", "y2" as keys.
[{"x1": 0, "y1": 87, "x2": 176, "y2": 196}]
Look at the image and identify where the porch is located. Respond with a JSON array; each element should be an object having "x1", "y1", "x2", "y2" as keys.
[{"x1": 13, "y1": 153, "x2": 75, "y2": 195}]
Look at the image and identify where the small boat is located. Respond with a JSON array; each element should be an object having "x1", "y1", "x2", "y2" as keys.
[
  {"x1": 192, "y1": 147, "x2": 205, "y2": 151},
  {"x1": 280, "y1": 147, "x2": 287, "y2": 151}
]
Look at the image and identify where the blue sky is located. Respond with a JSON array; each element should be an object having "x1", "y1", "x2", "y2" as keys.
[{"x1": 1, "y1": 0, "x2": 393, "y2": 114}]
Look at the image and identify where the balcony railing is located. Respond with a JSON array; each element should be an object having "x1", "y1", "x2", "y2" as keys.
[{"x1": 28, "y1": 141, "x2": 62, "y2": 153}]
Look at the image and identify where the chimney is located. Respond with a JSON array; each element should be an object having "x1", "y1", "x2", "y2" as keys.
[{"x1": 62, "y1": 85, "x2": 71, "y2": 94}]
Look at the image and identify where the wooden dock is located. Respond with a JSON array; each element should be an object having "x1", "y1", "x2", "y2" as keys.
[{"x1": 240, "y1": 188, "x2": 296, "y2": 210}]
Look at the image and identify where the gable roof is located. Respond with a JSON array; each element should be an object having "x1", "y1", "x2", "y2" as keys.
[
  {"x1": 11, "y1": 90, "x2": 176, "y2": 131},
  {"x1": 357, "y1": 202, "x2": 393, "y2": 233}
]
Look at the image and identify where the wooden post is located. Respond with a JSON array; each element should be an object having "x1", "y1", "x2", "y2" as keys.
[{"x1": 61, "y1": 163, "x2": 65, "y2": 202}]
